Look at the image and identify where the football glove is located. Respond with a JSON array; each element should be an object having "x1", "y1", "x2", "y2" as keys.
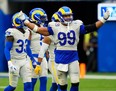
[
  {"x1": 100, "y1": 9, "x2": 110, "y2": 23},
  {"x1": 18, "y1": 11, "x2": 29, "y2": 23},
  {"x1": 8, "y1": 61, "x2": 17, "y2": 74},
  {"x1": 34, "y1": 63, "x2": 41, "y2": 75}
]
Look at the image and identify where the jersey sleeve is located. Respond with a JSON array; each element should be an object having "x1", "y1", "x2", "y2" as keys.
[
  {"x1": 75, "y1": 20, "x2": 86, "y2": 34},
  {"x1": 47, "y1": 22, "x2": 55, "y2": 35},
  {"x1": 5, "y1": 28, "x2": 14, "y2": 37}
]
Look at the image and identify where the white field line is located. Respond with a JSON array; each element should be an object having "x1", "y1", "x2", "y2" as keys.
[
  {"x1": 84, "y1": 75, "x2": 116, "y2": 79},
  {"x1": 80, "y1": 90, "x2": 115, "y2": 91},
  {"x1": 0, "y1": 86, "x2": 6, "y2": 89},
  {"x1": 0, "y1": 73, "x2": 116, "y2": 79}
]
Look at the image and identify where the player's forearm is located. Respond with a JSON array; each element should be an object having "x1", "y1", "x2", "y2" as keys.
[
  {"x1": 38, "y1": 42, "x2": 49, "y2": 62},
  {"x1": 24, "y1": 21, "x2": 50, "y2": 36},
  {"x1": 85, "y1": 19, "x2": 107, "y2": 34},
  {"x1": 95, "y1": 20, "x2": 104, "y2": 28},
  {"x1": 4, "y1": 41, "x2": 13, "y2": 61},
  {"x1": 24, "y1": 21, "x2": 35, "y2": 32},
  {"x1": 4, "y1": 48, "x2": 11, "y2": 61},
  {"x1": 26, "y1": 40, "x2": 34, "y2": 61}
]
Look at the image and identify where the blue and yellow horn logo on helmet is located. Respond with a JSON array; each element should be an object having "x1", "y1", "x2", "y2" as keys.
[
  {"x1": 57, "y1": 6, "x2": 73, "y2": 24},
  {"x1": 51, "y1": 12, "x2": 60, "y2": 22},
  {"x1": 29, "y1": 8, "x2": 48, "y2": 24},
  {"x1": 12, "y1": 12, "x2": 28, "y2": 28}
]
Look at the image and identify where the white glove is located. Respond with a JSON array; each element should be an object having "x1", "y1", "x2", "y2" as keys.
[
  {"x1": 100, "y1": 9, "x2": 110, "y2": 23},
  {"x1": 18, "y1": 11, "x2": 26, "y2": 21},
  {"x1": 18, "y1": 11, "x2": 29, "y2": 23},
  {"x1": 8, "y1": 61, "x2": 17, "y2": 74}
]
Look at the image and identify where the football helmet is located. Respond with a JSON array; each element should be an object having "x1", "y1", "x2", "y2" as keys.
[
  {"x1": 51, "y1": 12, "x2": 60, "y2": 22},
  {"x1": 57, "y1": 6, "x2": 73, "y2": 24},
  {"x1": 12, "y1": 12, "x2": 28, "y2": 28},
  {"x1": 29, "y1": 8, "x2": 48, "y2": 25}
]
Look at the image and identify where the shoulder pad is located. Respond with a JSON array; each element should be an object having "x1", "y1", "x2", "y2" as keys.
[
  {"x1": 48, "y1": 22, "x2": 60, "y2": 27},
  {"x1": 5, "y1": 28, "x2": 15, "y2": 37},
  {"x1": 74, "y1": 20, "x2": 83, "y2": 25}
]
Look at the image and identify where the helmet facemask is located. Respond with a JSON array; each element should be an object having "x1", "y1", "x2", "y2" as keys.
[
  {"x1": 57, "y1": 6, "x2": 73, "y2": 25},
  {"x1": 62, "y1": 14, "x2": 73, "y2": 25}
]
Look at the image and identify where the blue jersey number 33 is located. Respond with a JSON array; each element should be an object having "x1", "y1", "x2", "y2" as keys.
[{"x1": 16, "y1": 39, "x2": 28, "y2": 53}]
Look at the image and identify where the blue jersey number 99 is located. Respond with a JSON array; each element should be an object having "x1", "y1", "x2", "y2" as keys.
[{"x1": 58, "y1": 30, "x2": 76, "y2": 46}]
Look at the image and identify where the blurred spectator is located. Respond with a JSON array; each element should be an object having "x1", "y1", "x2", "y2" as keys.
[
  {"x1": 78, "y1": 35, "x2": 88, "y2": 78},
  {"x1": 104, "y1": 0, "x2": 116, "y2": 2},
  {"x1": 84, "y1": 31, "x2": 98, "y2": 72}
]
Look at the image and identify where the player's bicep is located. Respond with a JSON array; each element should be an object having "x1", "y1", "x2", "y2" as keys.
[
  {"x1": 5, "y1": 29, "x2": 14, "y2": 42},
  {"x1": 6, "y1": 36, "x2": 14, "y2": 42}
]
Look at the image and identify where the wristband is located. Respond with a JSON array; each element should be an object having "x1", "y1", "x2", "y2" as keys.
[
  {"x1": 100, "y1": 18, "x2": 106, "y2": 23},
  {"x1": 24, "y1": 19, "x2": 29, "y2": 24},
  {"x1": 33, "y1": 25, "x2": 38, "y2": 33}
]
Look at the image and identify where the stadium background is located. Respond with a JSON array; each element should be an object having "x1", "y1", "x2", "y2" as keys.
[{"x1": 0, "y1": 0, "x2": 116, "y2": 73}]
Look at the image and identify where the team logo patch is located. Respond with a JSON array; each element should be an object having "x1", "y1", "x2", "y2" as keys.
[
  {"x1": 5, "y1": 32, "x2": 11, "y2": 36},
  {"x1": 55, "y1": 23, "x2": 60, "y2": 26}
]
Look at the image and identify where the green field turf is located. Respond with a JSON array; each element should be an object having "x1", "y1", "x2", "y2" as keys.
[{"x1": 0, "y1": 77, "x2": 116, "y2": 91}]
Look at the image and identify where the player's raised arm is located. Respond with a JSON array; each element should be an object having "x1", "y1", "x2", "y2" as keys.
[
  {"x1": 18, "y1": 11, "x2": 50, "y2": 36},
  {"x1": 95, "y1": 9, "x2": 110, "y2": 28},
  {"x1": 82, "y1": 9, "x2": 110, "y2": 34}
]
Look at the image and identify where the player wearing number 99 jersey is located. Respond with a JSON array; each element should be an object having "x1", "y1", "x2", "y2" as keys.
[
  {"x1": 4, "y1": 12, "x2": 35, "y2": 91},
  {"x1": 18, "y1": 6, "x2": 110, "y2": 91}
]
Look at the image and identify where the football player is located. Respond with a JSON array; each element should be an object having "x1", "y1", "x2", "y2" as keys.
[
  {"x1": 28, "y1": 8, "x2": 48, "y2": 91},
  {"x1": 18, "y1": 6, "x2": 110, "y2": 91},
  {"x1": 4, "y1": 12, "x2": 36, "y2": 91},
  {"x1": 38, "y1": 12, "x2": 60, "y2": 91}
]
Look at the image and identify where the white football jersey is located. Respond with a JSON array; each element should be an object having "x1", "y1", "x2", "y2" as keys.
[
  {"x1": 30, "y1": 31, "x2": 43, "y2": 54},
  {"x1": 48, "y1": 20, "x2": 83, "y2": 51},
  {"x1": 5, "y1": 28, "x2": 30, "y2": 60}
]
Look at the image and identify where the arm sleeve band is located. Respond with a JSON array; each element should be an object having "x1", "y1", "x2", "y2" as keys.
[
  {"x1": 26, "y1": 40, "x2": 34, "y2": 60},
  {"x1": 39, "y1": 42, "x2": 49, "y2": 58},
  {"x1": 84, "y1": 23, "x2": 97, "y2": 34},
  {"x1": 4, "y1": 41, "x2": 13, "y2": 61},
  {"x1": 47, "y1": 27, "x2": 54, "y2": 35},
  {"x1": 33, "y1": 25, "x2": 38, "y2": 33}
]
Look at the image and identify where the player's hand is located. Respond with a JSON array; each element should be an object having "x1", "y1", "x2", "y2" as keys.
[
  {"x1": 8, "y1": 61, "x2": 17, "y2": 74},
  {"x1": 103, "y1": 9, "x2": 110, "y2": 20},
  {"x1": 100, "y1": 9, "x2": 110, "y2": 23},
  {"x1": 18, "y1": 11, "x2": 29, "y2": 24},
  {"x1": 31, "y1": 59, "x2": 37, "y2": 68},
  {"x1": 34, "y1": 65, "x2": 41, "y2": 75},
  {"x1": 18, "y1": 11, "x2": 26, "y2": 21}
]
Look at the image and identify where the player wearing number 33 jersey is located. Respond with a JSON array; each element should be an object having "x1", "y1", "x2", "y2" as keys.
[
  {"x1": 5, "y1": 28, "x2": 30, "y2": 59},
  {"x1": 4, "y1": 12, "x2": 34, "y2": 91}
]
